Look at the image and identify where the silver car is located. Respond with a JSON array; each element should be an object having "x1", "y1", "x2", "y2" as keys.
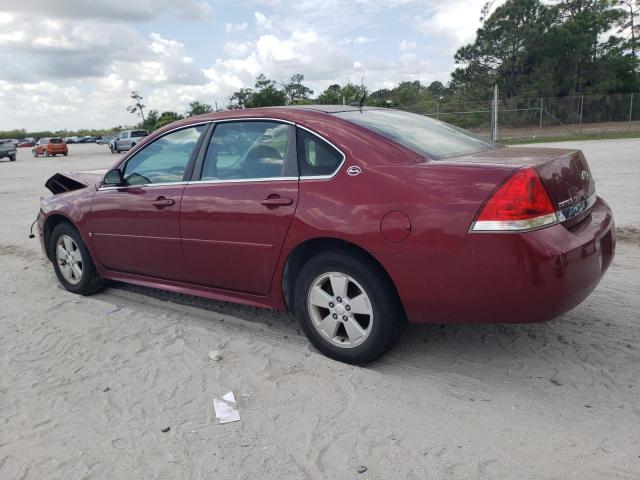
[{"x1": 110, "y1": 130, "x2": 149, "y2": 154}]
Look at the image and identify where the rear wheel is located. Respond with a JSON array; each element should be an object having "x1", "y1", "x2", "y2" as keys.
[
  {"x1": 50, "y1": 222, "x2": 105, "y2": 295},
  {"x1": 10, "y1": 154, "x2": 16, "y2": 161},
  {"x1": 294, "y1": 250, "x2": 406, "y2": 364}
]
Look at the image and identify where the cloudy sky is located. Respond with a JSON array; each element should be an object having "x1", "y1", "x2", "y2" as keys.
[{"x1": 0, "y1": 0, "x2": 498, "y2": 131}]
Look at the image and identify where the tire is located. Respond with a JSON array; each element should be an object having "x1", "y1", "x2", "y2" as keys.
[
  {"x1": 10, "y1": 154, "x2": 16, "y2": 161},
  {"x1": 63, "y1": 152, "x2": 68, "y2": 156},
  {"x1": 50, "y1": 222, "x2": 105, "y2": 295},
  {"x1": 294, "y1": 250, "x2": 406, "y2": 364}
]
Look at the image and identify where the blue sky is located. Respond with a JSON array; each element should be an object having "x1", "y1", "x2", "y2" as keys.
[{"x1": 0, "y1": 0, "x2": 499, "y2": 130}]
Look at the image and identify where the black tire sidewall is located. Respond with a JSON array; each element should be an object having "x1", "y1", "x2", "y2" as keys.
[
  {"x1": 50, "y1": 223, "x2": 102, "y2": 295},
  {"x1": 294, "y1": 251, "x2": 405, "y2": 364}
]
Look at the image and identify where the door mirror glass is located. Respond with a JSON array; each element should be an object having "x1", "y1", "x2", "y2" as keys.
[{"x1": 103, "y1": 169, "x2": 124, "y2": 186}]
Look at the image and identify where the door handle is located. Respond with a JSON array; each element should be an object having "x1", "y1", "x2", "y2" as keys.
[
  {"x1": 151, "y1": 196, "x2": 175, "y2": 209},
  {"x1": 261, "y1": 195, "x2": 293, "y2": 207}
]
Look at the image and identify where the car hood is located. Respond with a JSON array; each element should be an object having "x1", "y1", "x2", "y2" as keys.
[{"x1": 45, "y1": 169, "x2": 107, "y2": 195}]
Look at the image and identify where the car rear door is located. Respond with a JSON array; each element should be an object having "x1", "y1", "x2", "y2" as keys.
[
  {"x1": 179, "y1": 120, "x2": 299, "y2": 295},
  {"x1": 86, "y1": 124, "x2": 209, "y2": 281}
]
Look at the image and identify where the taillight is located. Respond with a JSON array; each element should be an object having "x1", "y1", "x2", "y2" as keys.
[{"x1": 471, "y1": 167, "x2": 557, "y2": 232}]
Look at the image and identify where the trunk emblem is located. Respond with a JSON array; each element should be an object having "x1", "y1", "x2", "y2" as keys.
[
  {"x1": 347, "y1": 166, "x2": 362, "y2": 176},
  {"x1": 581, "y1": 170, "x2": 589, "y2": 181}
]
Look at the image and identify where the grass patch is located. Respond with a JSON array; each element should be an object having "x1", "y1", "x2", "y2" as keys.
[{"x1": 502, "y1": 130, "x2": 640, "y2": 145}]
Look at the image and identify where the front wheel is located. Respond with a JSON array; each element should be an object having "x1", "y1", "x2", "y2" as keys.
[
  {"x1": 9, "y1": 154, "x2": 16, "y2": 161},
  {"x1": 50, "y1": 222, "x2": 105, "y2": 295},
  {"x1": 294, "y1": 250, "x2": 406, "y2": 364}
]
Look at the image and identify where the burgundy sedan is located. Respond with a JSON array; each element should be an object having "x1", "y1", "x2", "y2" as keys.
[{"x1": 37, "y1": 106, "x2": 615, "y2": 363}]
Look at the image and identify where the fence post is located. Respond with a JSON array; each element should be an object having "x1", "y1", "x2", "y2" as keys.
[
  {"x1": 491, "y1": 84, "x2": 498, "y2": 141},
  {"x1": 539, "y1": 97, "x2": 544, "y2": 135},
  {"x1": 629, "y1": 93, "x2": 634, "y2": 126},
  {"x1": 579, "y1": 96, "x2": 584, "y2": 135}
]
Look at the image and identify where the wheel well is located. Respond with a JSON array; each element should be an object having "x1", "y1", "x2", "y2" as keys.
[
  {"x1": 281, "y1": 237, "x2": 402, "y2": 314},
  {"x1": 43, "y1": 214, "x2": 73, "y2": 260}
]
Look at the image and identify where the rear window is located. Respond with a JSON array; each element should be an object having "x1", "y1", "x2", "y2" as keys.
[
  {"x1": 131, "y1": 131, "x2": 148, "y2": 138},
  {"x1": 335, "y1": 109, "x2": 496, "y2": 160},
  {"x1": 50, "y1": 138, "x2": 63, "y2": 144}
]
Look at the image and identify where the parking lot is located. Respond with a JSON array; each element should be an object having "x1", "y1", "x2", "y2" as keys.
[{"x1": 1, "y1": 141, "x2": 639, "y2": 479}]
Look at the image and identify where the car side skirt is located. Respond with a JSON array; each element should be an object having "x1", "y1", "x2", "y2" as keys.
[{"x1": 101, "y1": 268, "x2": 284, "y2": 311}]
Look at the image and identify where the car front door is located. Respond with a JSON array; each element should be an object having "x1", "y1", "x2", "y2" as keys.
[
  {"x1": 86, "y1": 124, "x2": 208, "y2": 281},
  {"x1": 116, "y1": 132, "x2": 127, "y2": 151},
  {"x1": 180, "y1": 120, "x2": 299, "y2": 295}
]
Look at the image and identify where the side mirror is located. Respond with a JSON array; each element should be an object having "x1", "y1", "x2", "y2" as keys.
[{"x1": 103, "y1": 169, "x2": 124, "y2": 187}]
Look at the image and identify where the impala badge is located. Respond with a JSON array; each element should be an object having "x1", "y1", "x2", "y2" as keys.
[
  {"x1": 347, "y1": 166, "x2": 362, "y2": 176},
  {"x1": 580, "y1": 170, "x2": 589, "y2": 181}
]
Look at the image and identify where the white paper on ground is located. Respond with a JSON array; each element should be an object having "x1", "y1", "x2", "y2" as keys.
[{"x1": 213, "y1": 391, "x2": 240, "y2": 424}]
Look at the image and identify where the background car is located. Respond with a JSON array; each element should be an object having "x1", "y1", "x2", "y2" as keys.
[
  {"x1": 77, "y1": 136, "x2": 97, "y2": 143},
  {"x1": 109, "y1": 130, "x2": 149, "y2": 153},
  {"x1": 17, "y1": 139, "x2": 35, "y2": 147},
  {"x1": 37, "y1": 106, "x2": 615, "y2": 364},
  {"x1": 0, "y1": 139, "x2": 17, "y2": 161},
  {"x1": 64, "y1": 137, "x2": 78, "y2": 144},
  {"x1": 33, "y1": 137, "x2": 68, "y2": 157},
  {"x1": 97, "y1": 135, "x2": 114, "y2": 145}
]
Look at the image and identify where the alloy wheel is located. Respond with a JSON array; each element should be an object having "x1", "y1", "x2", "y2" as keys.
[
  {"x1": 307, "y1": 272, "x2": 374, "y2": 348},
  {"x1": 55, "y1": 234, "x2": 83, "y2": 285}
]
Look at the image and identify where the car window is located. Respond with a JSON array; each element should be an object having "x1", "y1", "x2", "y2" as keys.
[
  {"x1": 201, "y1": 121, "x2": 291, "y2": 181},
  {"x1": 297, "y1": 129, "x2": 344, "y2": 177},
  {"x1": 50, "y1": 138, "x2": 63, "y2": 144},
  {"x1": 132, "y1": 131, "x2": 148, "y2": 138},
  {"x1": 123, "y1": 125, "x2": 206, "y2": 186},
  {"x1": 335, "y1": 109, "x2": 496, "y2": 160}
]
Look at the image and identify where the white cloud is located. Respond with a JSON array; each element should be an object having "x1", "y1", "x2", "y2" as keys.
[
  {"x1": 399, "y1": 40, "x2": 416, "y2": 51},
  {"x1": 225, "y1": 22, "x2": 248, "y2": 33},
  {"x1": 0, "y1": 0, "x2": 214, "y2": 23},
  {"x1": 254, "y1": 11, "x2": 273, "y2": 30},
  {"x1": 0, "y1": 0, "x2": 494, "y2": 131},
  {"x1": 354, "y1": 36, "x2": 375, "y2": 45}
]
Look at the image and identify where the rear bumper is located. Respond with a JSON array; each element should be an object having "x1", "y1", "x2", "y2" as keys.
[
  {"x1": 381, "y1": 197, "x2": 615, "y2": 324},
  {"x1": 47, "y1": 147, "x2": 68, "y2": 154}
]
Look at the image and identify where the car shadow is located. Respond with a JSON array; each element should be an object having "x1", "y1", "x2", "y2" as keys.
[{"x1": 107, "y1": 280, "x2": 617, "y2": 386}]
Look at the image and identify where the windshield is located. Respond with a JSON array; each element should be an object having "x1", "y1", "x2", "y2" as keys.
[
  {"x1": 50, "y1": 138, "x2": 63, "y2": 144},
  {"x1": 335, "y1": 109, "x2": 497, "y2": 160}
]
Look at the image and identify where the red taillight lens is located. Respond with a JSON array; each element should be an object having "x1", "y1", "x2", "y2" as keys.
[{"x1": 472, "y1": 167, "x2": 557, "y2": 231}]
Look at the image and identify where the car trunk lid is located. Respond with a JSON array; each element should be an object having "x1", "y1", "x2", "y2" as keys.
[{"x1": 444, "y1": 146, "x2": 596, "y2": 225}]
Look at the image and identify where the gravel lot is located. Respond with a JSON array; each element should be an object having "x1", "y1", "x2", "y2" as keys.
[{"x1": 1, "y1": 141, "x2": 639, "y2": 479}]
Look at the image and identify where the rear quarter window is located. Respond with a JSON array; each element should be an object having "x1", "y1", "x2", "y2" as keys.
[{"x1": 296, "y1": 128, "x2": 344, "y2": 177}]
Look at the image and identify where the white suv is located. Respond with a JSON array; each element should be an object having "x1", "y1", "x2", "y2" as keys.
[{"x1": 110, "y1": 130, "x2": 149, "y2": 154}]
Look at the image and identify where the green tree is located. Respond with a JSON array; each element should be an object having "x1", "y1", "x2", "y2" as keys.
[
  {"x1": 283, "y1": 73, "x2": 314, "y2": 104},
  {"x1": 187, "y1": 100, "x2": 213, "y2": 117},
  {"x1": 155, "y1": 111, "x2": 184, "y2": 129},
  {"x1": 228, "y1": 88, "x2": 253, "y2": 109},
  {"x1": 126, "y1": 90, "x2": 146, "y2": 122},
  {"x1": 247, "y1": 74, "x2": 287, "y2": 107},
  {"x1": 453, "y1": 0, "x2": 552, "y2": 98},
  {"x1": 141, "y1": 109, "x2": 159, "y2": 131},
  {"x1": 317, "y1": 84, "x2": 343, "y2": 104}
]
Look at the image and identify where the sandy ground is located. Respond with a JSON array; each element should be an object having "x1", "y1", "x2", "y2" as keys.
[{"x1": 1, "y1": 141, "x2": 639, "y2": 479}]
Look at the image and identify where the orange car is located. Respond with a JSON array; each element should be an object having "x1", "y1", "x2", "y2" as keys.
[{"x1": 33, "y1": 138, "x2": 68, "y2": 157}]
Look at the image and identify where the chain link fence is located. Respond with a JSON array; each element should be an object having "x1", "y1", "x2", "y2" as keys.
[{"x1": 402, "y1": 93, "x2": 640, "y2": 142}]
